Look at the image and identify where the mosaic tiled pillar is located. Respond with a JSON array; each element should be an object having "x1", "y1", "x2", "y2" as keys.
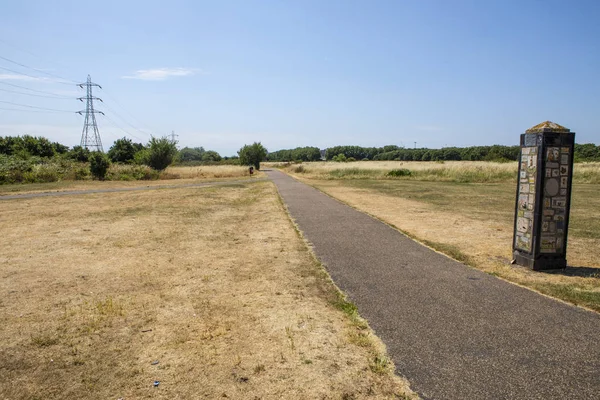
[{"x1": 512, "y1": 121, "x2": 575, "y2": 270}]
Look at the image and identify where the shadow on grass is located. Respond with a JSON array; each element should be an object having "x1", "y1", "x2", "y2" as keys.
[{"x1": 544, "y1": 266, "x2": 600, "y2": 278}]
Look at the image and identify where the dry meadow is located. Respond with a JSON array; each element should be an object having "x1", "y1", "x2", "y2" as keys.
[
  {"x1": 286, "y1": 161, "x2": 600, "y2": 312},
  {"x1": 0, "y1": 165, "x2": 257, "y2": 197},
  {"x1": 276, "y1": 160, "x2": 600, "y2": 184},
  {"x1": 0, "y1": 180, "x2": 415, "y2": 399}
]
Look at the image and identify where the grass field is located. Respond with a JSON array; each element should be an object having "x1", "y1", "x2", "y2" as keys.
[
  {"x1": 0, "y1": 165, "x2": 257, "y2": 196},
  {"x1": 275, "y1": 160, "x2": 600, "y2": 184},
  {"x1": 285, "y1": 161, "x2": 600, "y2": 312},
  {"x1": 0, "y1": 180, "x2": 414, "y2": 399}
]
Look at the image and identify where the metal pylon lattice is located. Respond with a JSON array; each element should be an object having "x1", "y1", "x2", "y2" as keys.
[{"x1": 77, "y1": 75, "x2": 104, "y2": 152}]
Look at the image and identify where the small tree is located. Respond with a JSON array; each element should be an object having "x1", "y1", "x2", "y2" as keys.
[
  {"x1": 238, "y1": 142, "x2": 267, "y2": 170},
  {"x1": 108, "y1": 137, "x2": 137, "y2": 163},
  {"x1": 332, "y1": 153, "x2": 347, "y2": 162},
  {"x1": 69, "y1": 146, "x2": 91, "y2": 162},
  {"x1": 146, "y1": 136, "x2": 178, "y2": 170},
  {"x1": 179, "y1": 147, "x2": 205, "y2": 162},
  {"x1": 89, "y1": 151, "x2": 110, "y2": 180},
  {"x1": 202, "y1": 150, "x2": 222, "y2": 162}
]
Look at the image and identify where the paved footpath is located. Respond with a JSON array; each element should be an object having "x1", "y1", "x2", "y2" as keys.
[{"x1": 267, "y1": 169, "x2": 600, "y2": 400}]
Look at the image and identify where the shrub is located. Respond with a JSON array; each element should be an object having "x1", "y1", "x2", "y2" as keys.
[
  {"x1": 89, "y1": 152, "x2": 110, "y2": 180},
  {"x1": 106, "y1": 164, "x2": 159, "y2": 181},
  {"x1": 293, "y1": 165, "x2": 305, "y2": 173},
  {"x1": 145, "y1": 137, "x2": 178, "y2": 170},
  {"x1": 134, "y1": 148, "x2": 150, "y2": 165},
  {"x1": 69, "y1": 146, "x2": 91, "y2": 162},
  {"x1": 332, "y1": 153, "x2": 347, "y2": 162},
  {"x1": 108, "y1": 137, "x2": 137, "y2": 163},
  {"x1": 387, "y1": 169, "x2": 412, "y2": 177},
  {"x1": 202, "y1": 150, "x2": 222, "y2": 162}
]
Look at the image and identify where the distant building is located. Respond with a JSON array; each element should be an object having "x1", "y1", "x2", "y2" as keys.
[{"x1": 320, "y1": 149, "x2": 326, "y2": 160}]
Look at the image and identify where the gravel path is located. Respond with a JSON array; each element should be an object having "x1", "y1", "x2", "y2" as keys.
[{"x1": 267, "y1": 169, "x2": 600, "y2": 400}]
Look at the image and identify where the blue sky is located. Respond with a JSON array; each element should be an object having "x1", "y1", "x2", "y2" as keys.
[{"x1": 0, "y1": 0, "x2": 599, "y2": 156}]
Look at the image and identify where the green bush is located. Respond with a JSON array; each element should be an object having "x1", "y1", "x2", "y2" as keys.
[
  {"x1": 89, "y1": 152, "x2": 110, "y2": 180},
  {"x1": 69, "y1": 146, "x2": 91, "y2": 162},
  {"x1": 108, "y1": 137, "x2": 138, "y2": 163},
  {"x1": 238, "y1": 142, "x2": 267, "y2": 170},
  {"x1": 106, "y1": 164, "x2": 159, "y2": 181},
  {"x1": 332, "y1": 153, "x2": 347, "y2": 162},
  {"x1": 387, "y1": 169, "x2": 412, "y2": 177},
  {"x1": 145, "y1": 137, "x2": 178, "y2": 170},
  {"x1": 328, "y1": 168, "x2": 381, "y2": 179}
]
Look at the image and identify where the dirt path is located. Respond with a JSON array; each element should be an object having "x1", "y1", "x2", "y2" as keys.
[
  {"x1": 267, "y1": 169, "x2": 600, "y2": 400},
  {"x1": 0, "y1": 178, "x2": 267, "y2": 200}
]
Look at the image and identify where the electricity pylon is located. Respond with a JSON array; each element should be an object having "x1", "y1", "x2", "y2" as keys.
[{"x1": 77, "y1": 75, "x2": 104, "y2": 152}]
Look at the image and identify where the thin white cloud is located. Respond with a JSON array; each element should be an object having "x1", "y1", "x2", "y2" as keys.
[
  {"x1": 122, "y1": 67, "x2": 198, "y2": 81},
  {"x1": 0, "y1": 74, "x2": 55, "y2": 82}
]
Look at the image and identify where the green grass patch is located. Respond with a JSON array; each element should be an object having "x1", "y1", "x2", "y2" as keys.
[
  {"x1": 328, "y1": 168, "x2": 384, "y2": 179},
  {"x1": 532, "y1": 283, "x2": 600, "y2": 312},
  {"x1": 387, "y1": 169, "x2": 411, "y2": 177},
  {"x1": 421, "y1": 239, "x2": 474, "y2": 266}
]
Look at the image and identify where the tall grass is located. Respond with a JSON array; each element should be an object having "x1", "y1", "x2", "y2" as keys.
[
  {"x1": 0, "y1": 155, "x2": 252, "y2": 185},
  {"x1": 288, "y1": 161, "x2": 600, "y2": 184},
  {"x1": 162, "y1": 165, "x2": 251, "y2": 179},
  {"x1": 573, "y1": 162, "x2": 600, "y2": 184}
]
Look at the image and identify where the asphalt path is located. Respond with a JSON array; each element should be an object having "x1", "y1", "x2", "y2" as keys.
[
  {"x1": 0, "y1": 178, "x2": 266, "y2": 200},
  {"x1": 266, "y1": 169, "x2": 600, "y2": 400}
]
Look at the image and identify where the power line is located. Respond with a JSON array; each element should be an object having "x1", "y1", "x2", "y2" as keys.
[
  {"x1": 0, "y1": 80, "x2": 74, "y2": 96},
  {"x1": 102, "y1": 89, "x2": 157, "y2": 136},
  {"x1": 102, "y1": 113, "x2": 144, "y2": 142},
  {"x1": 0, "y1": 65, "x2": 75, "y2": 85},
  {"x1": 0, "y1": 87, "x2": 73, "y2": 99},
  {"x1": 0, "y1": 55, "x2": 78, "y2": 84},
  {"x1": 102, "y1": 102, "x2": 151, "y2": 139},
  {"x1": 0, "y1": 38, "x2": 77, "y2": 79},
  {"x1": 0, "y1": 106, "x2": 68, "y2": 113},
  {"x1": 0, "y1": 99, "x2": 75, "y2": 113}
]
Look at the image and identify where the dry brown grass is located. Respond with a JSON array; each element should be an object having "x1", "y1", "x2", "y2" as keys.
[
  {"x1": 294, "y1": 176, "x2": 600, "y2": 312},
  {"x1": 283, "y1": 160, "x2": 600, "y2": 184},
  {"x1": 162, "y1": 165, "x2": 253, "y2": 179},
  {"x1": 0, "y1": 165, "x2": 260, "y2": 197},
  {"x1": 0, "y1": 181, "x2": 414, "y2": 399}
]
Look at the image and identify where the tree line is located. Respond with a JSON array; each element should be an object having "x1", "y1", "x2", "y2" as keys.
[
  {"x1": 266, "y1": 143, "x2": 600, "y2": 162},
  {"x1": 2, "y1": 135, "x2": 600, "y2": 171}
]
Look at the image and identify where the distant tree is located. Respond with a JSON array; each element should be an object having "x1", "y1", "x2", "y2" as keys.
[
  {"x1": 52, "y1": 142, "x2": 69, "y2": 154},
  {"x1": 89, "y1": 152, "x2": 110, "y2": 180},
  {"x1": 132, "y1": 142, "x2": 145, "y2": 153},
  {"x1": 179, "y1": 146, "x2": 206, "y2": 162},
  {"x1": 145, "y1": 136, "x2": 178, "y2": 170},
  {"x1": 332, "y1": 153, "x2": 347, "y2": 162},
  {"x1": 202, "y1": 150, "x2": 222, "y2": 162},
  {"x1": 574, "y1": 143, "x2": 600, "y2": 161},
  {"x1": 382, "y1": 145, "x2": 400, "y2": 153},
  {"x1": 69, "y1": 146, "x2": 91, "y2": 162},
  {"x1": 108, "y1": 137, "x2": 137, "y2": 163},
  {"x1": 238, "y1": 142, "x2": 267, "y2": 170},
  {"x1": 13, "y1": 135, "x2": 56, "y2": 158}
]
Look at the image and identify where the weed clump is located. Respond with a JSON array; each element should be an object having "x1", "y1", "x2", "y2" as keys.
[
  {"x1": 89, "y1": 152, "x2": 110, "y2": 180},
  {"x1": 387, "y1": 169, "x2": 411, "y2": 177}
]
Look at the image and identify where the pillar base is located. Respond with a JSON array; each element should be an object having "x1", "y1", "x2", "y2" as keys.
[{"x1": 513, "y1": 252, "x2": 567, "y2": 271}]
